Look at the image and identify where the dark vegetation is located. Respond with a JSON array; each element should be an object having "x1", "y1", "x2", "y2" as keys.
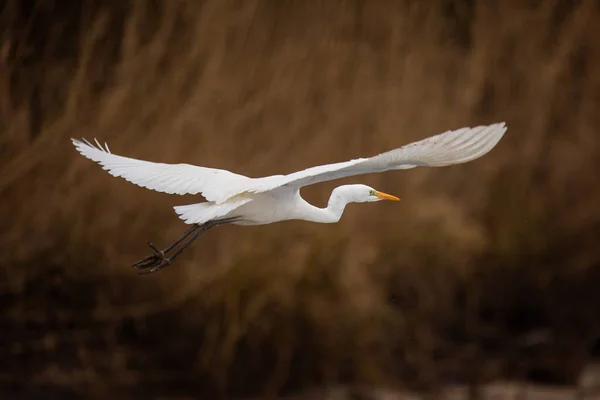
[{"x1": 1, "y1": 0, "x2": 600, "y2": 398}]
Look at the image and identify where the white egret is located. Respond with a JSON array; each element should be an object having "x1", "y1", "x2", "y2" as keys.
[{"x1": 72, "y1": 122, "x2": 506, "y2": 273}]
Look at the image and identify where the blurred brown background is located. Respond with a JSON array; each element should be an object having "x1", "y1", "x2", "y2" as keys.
[{"x1": 1, "y1": 0, "x2": 600, "y2": 398}]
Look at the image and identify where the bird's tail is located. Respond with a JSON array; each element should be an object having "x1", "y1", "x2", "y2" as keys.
[{"x1": 173, "y1": 198, "x2": 252, "y2": 225}]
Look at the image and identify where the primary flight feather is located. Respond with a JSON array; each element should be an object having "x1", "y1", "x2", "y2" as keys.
[{"x1": 72, "y1": 122, "x2": 507, "y2": 273}]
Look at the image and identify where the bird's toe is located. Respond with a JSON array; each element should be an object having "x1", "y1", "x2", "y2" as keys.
[{"x1": 146, "y1": 241, "x2": 165, "y2": 257}]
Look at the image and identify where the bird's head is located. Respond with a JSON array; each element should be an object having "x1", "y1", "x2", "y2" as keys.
[{"x1": 337, "y1": 184, "x2": 400, "y2": 203}]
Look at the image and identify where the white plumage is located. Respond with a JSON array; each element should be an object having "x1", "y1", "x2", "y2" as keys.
[{"x1": 72, "y1": 122, "x2": 506, "y2": 273}]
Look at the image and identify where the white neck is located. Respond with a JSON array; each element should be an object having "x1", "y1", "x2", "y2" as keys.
[{"x1": 297, "y1": 186, "x2": 358, "y2": 224}]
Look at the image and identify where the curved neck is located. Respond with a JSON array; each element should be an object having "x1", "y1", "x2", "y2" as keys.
[{"x1": 299, "y1": 186, "x2": 355, "y2": 224}]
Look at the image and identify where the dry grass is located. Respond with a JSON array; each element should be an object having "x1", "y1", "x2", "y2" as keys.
[{"x1": 1, "y1": 0, "x2": 600, "y2": 398}]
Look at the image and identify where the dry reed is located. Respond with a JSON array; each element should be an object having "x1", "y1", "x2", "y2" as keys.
[{"x1": 1, "y1": 0, "x2": 599, "y2": 398}]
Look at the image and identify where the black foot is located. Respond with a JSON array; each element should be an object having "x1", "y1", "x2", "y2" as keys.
[
  {"x1": 131, "y1": 219, "x2": 237, "y2": 275},
  {"x1": 132, "y1": 241, "x2": 172, "y2": 274}
]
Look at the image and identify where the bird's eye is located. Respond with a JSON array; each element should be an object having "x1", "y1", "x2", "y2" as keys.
[{"x1": 369, "y1": 190, "x2": 376, "y2": 196}]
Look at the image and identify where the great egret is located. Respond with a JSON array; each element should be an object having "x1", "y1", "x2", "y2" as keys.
[{"x1": 72, "y1": 122, "x2": 506, "y2": 273}]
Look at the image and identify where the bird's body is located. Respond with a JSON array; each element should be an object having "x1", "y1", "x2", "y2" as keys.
[
  {"x1": 72, "y1": 122, "x2": 507, "y2": 273},
  {"x1": 175, "y1": 187, "x2": 301, "y2": 226},
  {"x1": 224, "y1": 188, "x2": 313, "y2": 226}
]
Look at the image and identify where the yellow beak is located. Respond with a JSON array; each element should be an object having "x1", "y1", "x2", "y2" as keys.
[{"x1": 375, "y1": 191, "x2": 400, "y2": 201}]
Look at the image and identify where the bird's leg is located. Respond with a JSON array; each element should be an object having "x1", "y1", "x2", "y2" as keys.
[
  {"x1": 132, "y1": 223, "x2": 208, "y2": 272},
  {"x1": 133, "y1": 217, "x2": 239, "y2": 274},
  {"x1": 133, "y1": 223, "x2": 201, "y2": 267},
  {"x1": 137, "y1": 223, "x2": 215, "y2": 274}
]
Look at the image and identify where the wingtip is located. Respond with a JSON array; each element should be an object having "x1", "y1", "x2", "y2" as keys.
[
  {"x1": 483, "y1": 121, "x2": 508, "y2": 136},
  {"x1": 71, "y1": 138, "x2": 86, "y2": 149},
  {"x1": 484, "y1": 121, "x2": 506, "y2": 129},
  {"x1": 71, "y1": 137, "x2": 112, "y2": 152},
  {"x1": 497, "y1": 122, "x2": 508, "y2": 135}
]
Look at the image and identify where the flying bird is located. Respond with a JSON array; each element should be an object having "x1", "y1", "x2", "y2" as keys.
[{"x1": 72, "y1": 122, "x2": 506, "y2": 274}]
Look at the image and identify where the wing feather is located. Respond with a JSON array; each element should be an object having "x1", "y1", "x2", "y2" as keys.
[
  {"x1": 247, "y1": 122, "x2": 507, "y2": 193},
  {"x1": 71, "y1": 139, "x2": 251, "y2": 203}
]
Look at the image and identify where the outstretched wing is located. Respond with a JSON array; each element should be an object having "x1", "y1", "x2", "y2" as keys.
[
  {"x1": 246, "y1": 122, "x2": 507, "y2": 194},
  {"x1": 71, "y1": 138, "x2": 251, "y2": 203},
  {"x1": 72, "y1": 123, "x2": 506, "y2": 204}
]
